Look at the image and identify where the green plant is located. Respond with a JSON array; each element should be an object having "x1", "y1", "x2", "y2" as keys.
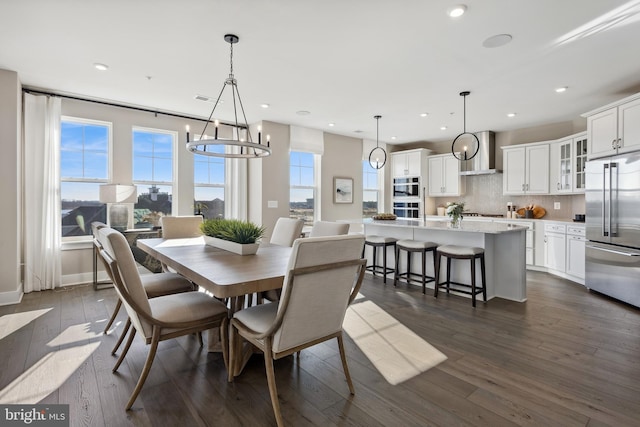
[
  {"x1": 446, "y1": 201, "x2": 465, "y2": 223},
  {"x1": 200, "y1": 218, "x2": 266, "y2": 244}
]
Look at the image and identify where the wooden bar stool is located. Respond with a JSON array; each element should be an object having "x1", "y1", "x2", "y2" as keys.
[
  {"x1": 393, "y1": 239, "x2": 437, "y2": 294},
  {"x1": 363, "y1": 236, "x2": 397, "y2": 283},
  {"x1": 434, "y1": 245, "x2": 487, "y2": 307}
]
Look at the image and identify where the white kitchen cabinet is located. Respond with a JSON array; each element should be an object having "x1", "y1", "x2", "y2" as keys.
[
  {"x1": 544, "y1": 223, "x2": 566, "y2": 273},
  {"x1": 428, "y1": 153, "x2": 464, "y2": 196},
  {"x1": 549, "y1": 132, "x2": 587, "y2": 195},
  {"x1": 585, "y1": 95, "x2": 640, "y2": 159},
  {"x1": 497, "y1": 220, "x2": 535, "y2": 265},
  {"x1": 566, "y1": 225, "x2": 586, "y2": 281},
  {"x1": 502, "y1": 143, "x2": 549, "y2": 195},
  {"x1": 392, "y1": 149, "x2": 429, "y2": 177}
]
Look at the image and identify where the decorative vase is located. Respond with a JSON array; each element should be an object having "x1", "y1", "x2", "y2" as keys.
[
  {"x1": 449, "y1": 216, "x2": 461, "y2": 228},
  {"x1": 203, "y1": 236, "x2": 260, "y2": 255}
]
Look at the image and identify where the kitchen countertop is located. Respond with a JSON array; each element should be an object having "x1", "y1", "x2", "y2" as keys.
[
  {"x1": 367, "y1": 218, "x2": 527, "y2": 234},
  {"x1": 422, "y1": 215, "x2": 585, "y2": 225}
]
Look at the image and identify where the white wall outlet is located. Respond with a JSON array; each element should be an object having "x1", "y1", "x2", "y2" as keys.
[
  {"x1": 267, "y1": 200, "x2": 278, "y2": 208},
  {"x1": 554, "y1": 202, "x2": 561, "y2": 210}
]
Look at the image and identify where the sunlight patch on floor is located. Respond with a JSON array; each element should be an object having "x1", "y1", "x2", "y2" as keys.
[
  {"x1": 0, "y1": 309, "x2": 52, "y2": 340},
  {"x1": 344, "y1": 300, "x2": 447, "y2": 385},
  {"x1": 47, "y1": 323, "x2": 101, "y2": 347},
  {"x1": 0, "y1": 342, "x2": 99, "y2": 404}
]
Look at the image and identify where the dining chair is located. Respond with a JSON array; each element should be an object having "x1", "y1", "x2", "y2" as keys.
[
  {"x1": 269, "y1": 217, "x2": 304, "y2": 247},
  {"x1": 93, "y1": 222, "x2": 196, "y2": 352},
  {"x1": 160, "y1": 215, "x2": 204, "y2": 239},
  {"x1": 98, "y1": 226, "x2": 229, "y2": 410},
  {"x1": 308, "y1": 220, "x2": 349, "y2": 237},
  {"x1": 229, "y1": 234, "x2": 366, "y2": 427}
]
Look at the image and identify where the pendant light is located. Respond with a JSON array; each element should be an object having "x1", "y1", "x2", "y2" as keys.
[
  {"x1": 368, "y1": 115, "x2": 387, "y2": 169},
  {"x1": 451, "y1": 91, "x2": 480, "y2": 161},
  {"x1": 186, "y1": 34, "x2": 271, "y2": 158}
]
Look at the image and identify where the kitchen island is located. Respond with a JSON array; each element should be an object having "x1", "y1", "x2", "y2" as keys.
[{"x1": 364, "y1": 219, "x2": 528, "y2": 302}]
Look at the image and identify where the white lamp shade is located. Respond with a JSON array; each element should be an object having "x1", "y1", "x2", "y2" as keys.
[{"x1": 99, "y1": 184, "x2": 138, "y2": 204}]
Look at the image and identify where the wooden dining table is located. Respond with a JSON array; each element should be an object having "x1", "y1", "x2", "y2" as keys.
[{"x1": 137, "y1": 237, "x2": 292, "y2": 373}]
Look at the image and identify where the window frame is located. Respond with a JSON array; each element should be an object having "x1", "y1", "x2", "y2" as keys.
[
  {"x1": 362, "y1": 159, "x2": 381, "y2": 218},
  {"x1": 193, "y1": 137, "x2": 226, "y2": 219},
  {"x1": 60, "y1": 116, "x2": 112, "y2": 242},
  {"x1": 289, "y1": 150, "x2": 320, "y2": 224}
]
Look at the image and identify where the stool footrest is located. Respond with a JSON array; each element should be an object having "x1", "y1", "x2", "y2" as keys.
[
  {"x1": 366, "y1": 265, "x2": 395, "y2": 275},
  {"x1": 436, "y1": 280, "x2": 485, "y2": 295},
  {"x1": 396, "y1": 271, "x2": 435, "y2": 286}
]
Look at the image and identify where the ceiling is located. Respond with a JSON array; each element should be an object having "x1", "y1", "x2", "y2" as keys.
[{"x1": 3, "y1": 0, "x2": 640, "y2": 146}]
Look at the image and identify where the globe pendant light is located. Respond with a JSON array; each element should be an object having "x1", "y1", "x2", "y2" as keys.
[
  {"x1": 185, "y1": 34, "x2": 271, "y2": 158},
  {"x1": 368, "y1": 115, "x2": 387, "y2": 169},
  {"x1": 451, "y1": 91, "x2": 479, "y2": 161}
]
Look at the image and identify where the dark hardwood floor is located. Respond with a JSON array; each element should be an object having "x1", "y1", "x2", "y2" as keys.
[{"x1": 1, "y1": 271, "x2": 639, "y2": 426}]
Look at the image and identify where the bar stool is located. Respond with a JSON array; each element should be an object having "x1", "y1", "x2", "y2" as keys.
[
  {"x1": 434, "y1": 245, "x2": 487, "y2": 307},
  {"x1": 363, "y1": 236, "x2": 397, "y2": 283},
  {"x1": 393, "y1": 239, "x2": 437, "y2": 294}
]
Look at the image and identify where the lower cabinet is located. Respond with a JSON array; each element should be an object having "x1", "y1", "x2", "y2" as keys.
[
  {"x1": 544, "y1": 223, "x2": 566, "y2": 273},
  {"x1": 566, "y1": 226, "x2": 586, "y2": 280}
]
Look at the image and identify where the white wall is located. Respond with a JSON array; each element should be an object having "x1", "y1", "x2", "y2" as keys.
[{"x1": 0, "y1": 70, "x2": 22, "y2": 304}]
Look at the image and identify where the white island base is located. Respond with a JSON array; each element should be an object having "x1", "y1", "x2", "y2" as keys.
[{"x1": 365, "y1": 219, "x2": 527, "y2": 302}]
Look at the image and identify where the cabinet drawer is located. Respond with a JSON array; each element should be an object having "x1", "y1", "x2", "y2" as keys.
[
  {"x1": 545, "y1": 223, "x2": 566, "y2": 233},
  {"x1": 567, "y1": 225, "x2": 585, "y2": 236}
]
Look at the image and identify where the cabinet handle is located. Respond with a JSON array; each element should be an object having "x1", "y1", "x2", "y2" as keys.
[
  {"x1": 617, "y1": 138, "x2": 622, "y2": 149},
  {"x1": 522, "y1": 184, "x2": 525, "y2": 191},
  {"x1": 612, "y1": 139, "x2": 616, "y2": 148},
  {"x1": 557, "y1": 182, "x2": 560, "y2": 190}
]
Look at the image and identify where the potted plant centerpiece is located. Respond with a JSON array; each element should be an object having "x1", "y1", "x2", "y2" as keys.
[
  {"x1": 200, "y1": 218, "x2": 266, "y2": 255},
  {"x1": 446, "y1": 201, "x2": 465, "y2": 228}
]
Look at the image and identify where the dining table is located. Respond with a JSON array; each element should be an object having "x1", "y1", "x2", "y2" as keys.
[{"x1": 137, "y1": 236, "x2": 292, "y2": 375}]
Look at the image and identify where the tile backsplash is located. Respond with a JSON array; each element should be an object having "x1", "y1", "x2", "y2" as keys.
[{"x1": 432, "y1": 174, "x2": 585, "y2": 220}]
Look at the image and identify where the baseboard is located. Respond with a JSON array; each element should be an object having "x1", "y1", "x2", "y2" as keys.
[{"x1": 0, "y1": 285, "x2": 24, "y2": 306}]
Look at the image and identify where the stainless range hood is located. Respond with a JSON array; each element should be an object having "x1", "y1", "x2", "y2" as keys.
[{"x1": 459, "y1": 130, "x2": 501, "y2": 175}]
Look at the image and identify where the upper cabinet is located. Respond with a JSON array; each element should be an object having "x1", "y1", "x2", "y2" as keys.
[
  {"x1": 549, "y1": 132, "x2": 587, "y2": 195},
  {"x1": 584, "y1": 94, "x2": 640, "y2": 159},
  {"x1": 502, "y1": 143, "x2": 550, "y2": 195},
  {"x1": 391, "y1": 148, "x2": 430, "y2": 177},
  {"x1": 428, "y1": 153, "x2": 465, "y2": 197}
]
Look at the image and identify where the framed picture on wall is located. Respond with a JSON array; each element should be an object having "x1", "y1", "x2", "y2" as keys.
[{"x1": 334, "y1": 177, "x2": 353, "y2": 204}]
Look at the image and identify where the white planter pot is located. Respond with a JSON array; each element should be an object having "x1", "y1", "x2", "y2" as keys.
[{"x1": 203, "y1": 236, "x2": 260, "y2": 255}]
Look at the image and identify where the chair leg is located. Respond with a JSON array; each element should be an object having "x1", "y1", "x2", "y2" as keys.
[
  {"x1": 434, "y1": 253, "x2": 441, "y2": 298},
  {"x1": 126, "y1": 327, "x2": 160, "y2": 410},
  {"x1": 446, "y1": 257, "x2": 452, "y2": 294},
  {"x1": 197, "y1": 331, "x2": 204, "y2": 347},
  {"x1": 228, "y1": 322, "x2": 239, "y2": 383},
  {"x1": 421, "y1": 250, "x2": 427, "y2": 294},
  {"x1": 382, "y1": 245, "x2": 388, "y2": 283},
  {"x1": 263, "y1": 336, "x2": 284, "y2": 427},
  {"x1": 371, "y1": 246, "x2": 378, "y2": 277},
  {"x1": 113, "y1": 327, "x2": 136, "y2": 373},
  {"x1": 104, "y1": 299, "x2": 122, "y2": 334},
  {"x1": 112, "y1": 318, "x2": 131, "y2": 355},
  {"x1": 393, "y1": 246, "x2": 400, "y2": 287},
  {"x1": 480, "y1": 254, "x2": 487, "y2": 302},
  {"x1": 337, "y1": 333, "x2": 355, "y2": 395},
  {"x1": 219, "y1": 318, "x2": 229, "y2": 373},
  {"x1": 471, "y1": 257, "x2": 477, "y2": 308}
]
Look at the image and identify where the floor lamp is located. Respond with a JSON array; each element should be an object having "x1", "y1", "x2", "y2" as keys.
[{"x1": 99, "y1": 184, "x2": 138, "y2": 231}]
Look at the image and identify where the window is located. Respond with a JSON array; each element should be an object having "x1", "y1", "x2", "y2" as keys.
[
  {"x1": 132, "y1": 128, "x2": 175, "y2": 227},
  {"x1": 60, "y1": 117, "x2": 110, "y2": 238},
  {"x1": 290, "y1": 151, "x2": 316, "y2": 225},
  {"x1": 362, "y1": 160, "x2": 380, "y2": 217},
  {"x1": 194, "y1": 143, "x2": 225, "y2": 219}
]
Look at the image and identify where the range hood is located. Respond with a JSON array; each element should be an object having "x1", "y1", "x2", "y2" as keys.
[{"x1": 459, "y1": 130, "x2": 501, "y2": 175}]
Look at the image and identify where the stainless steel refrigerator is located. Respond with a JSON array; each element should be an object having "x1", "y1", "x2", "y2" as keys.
[{"x1": 585, "y1": 150, "x2": 640, "y2": 307}]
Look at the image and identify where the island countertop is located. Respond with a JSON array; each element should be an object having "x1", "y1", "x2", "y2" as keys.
[{"x1": 367, "y1": 218, "x2": 527, "y2": 234}]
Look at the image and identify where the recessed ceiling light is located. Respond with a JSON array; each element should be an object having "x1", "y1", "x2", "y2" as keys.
[
  {"x1": 296, "y1": 110, "x2": 310, "y2": 116},
  {"x1": 420, "y1": 113, "x2": 428, "y2": 117},
  {"x1": 507, "y1": 112, "x2": 516, "y2": 118},
  {"x1": 260, "y1": 103, "x2": 270, "y2": 108},
  {"x1": 440, "y1": 126, "x2": 448, "y2": 130},
  {"x1": 391, "y1": 136, "x2": 397, "y2": 140},
  {"x1": 94, "y1": 63, "x2": 109, "y2": 71},
  {"x1": 482, "y1": 34, "x2": 513, "y2": 48},
  {"x1": 555, "y1": 86, "x2": 568, "y2": 93},
  {"x1": 328, "y1": 123, "x2": 335, "y2": 127},
  {"x1": 447, "y1": 4, "x2": 467, "y2": 18}
]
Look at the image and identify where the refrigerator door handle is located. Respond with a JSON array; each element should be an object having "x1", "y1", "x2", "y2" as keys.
[
  {"x1": 603, "y1": 163, "x2": 609, "y2": 237},
  {"x1": 610, "y1": 162, "x2": 618, "y2": 237},
  {"x1": 586, "y1": 244, "x2": 640, "y2": 257}
]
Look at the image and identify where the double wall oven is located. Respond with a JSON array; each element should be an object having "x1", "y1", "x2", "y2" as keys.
[{"x1": 393, "y1": 177, "x2": 422, "y2": 218}]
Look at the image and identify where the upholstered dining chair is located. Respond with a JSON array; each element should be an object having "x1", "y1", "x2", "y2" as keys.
[
  {"x1": 229, "y1": 234, "x2": 366, "y2": 427},
  {"x1": 308, "y1": 220, "x2": 350, "y2": 237},
  {"x1": 269, "y1": 217, "x2": 304, "y2": 247},
  {"x1": 160, "y1": 215, "x2": 204, "y2": 239},
  {"x1": 93, "y1": 222, "x2": 196, "y2": 353},
  {"x1": 98, "y1": 226, "x2": 229, "y2": 410}
]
